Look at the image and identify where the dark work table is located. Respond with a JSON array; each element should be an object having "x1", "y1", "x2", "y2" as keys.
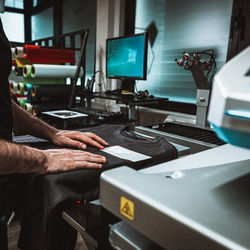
[
  {"x1": 39, "y1": 108, "x2": 133, "y2": 130},
  {"x1": 92, "y1": 92, "x2": 168, "y2": 105},
  {"x1": 92, "y1": 92, "x2": 169, "y2": 120}
]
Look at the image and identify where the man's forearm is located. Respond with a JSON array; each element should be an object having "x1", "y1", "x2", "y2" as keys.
[
  {"x1": 12, "y1": 100, "x2": 58, "y2": 141},
  {"x1": 0, "y1": 139, "x2": 47, "y2": 175}
]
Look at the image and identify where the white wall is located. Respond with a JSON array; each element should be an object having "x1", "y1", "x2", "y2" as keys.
[{"x1": 95, "y1": 0, "x2": 125, "y2": 92}]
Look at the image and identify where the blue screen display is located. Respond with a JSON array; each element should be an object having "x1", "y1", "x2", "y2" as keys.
[{"x1": 107, "y1": 34, "x2": 146, "y2": 79}]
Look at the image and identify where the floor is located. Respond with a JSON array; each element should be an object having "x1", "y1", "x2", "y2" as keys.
[
  {"x1": 8, "y1": 219, "x2": 87, "y2": 250},
  {"x1": 7, "y1": 219, "x2": 20, "y2": 250}
]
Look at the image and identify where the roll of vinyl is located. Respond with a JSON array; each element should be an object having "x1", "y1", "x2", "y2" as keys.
[
  {"x1": 32, "y1": 104, "x2": 68, "y2": 117},
  {"x1": 23, "y1": 83, "x2": 32, "y2": 102},
  {"x1": 24, "y1": 103, "x2": 33, "y2": 113},
  {"x1": 17, "y1": 82, "x2": 25, "y2": 94},
  {"x1": 18, "y1": 99, "x2": 27, "y2": 108},
  {"x1": 9, "y1": 82, "x2": 18, "y2": 94},
  {"x1": 14, "y1": 94, "x2": 27, "y2": 100},
  {"x1": 23, "y1": 77, "x2": 66, "y2": 85},
  {"x1": 11, "y1": 48, "x2": 15, "y2": 60},
  {"x1": 30, "y1": 64, "x2": 83, "y2": 78},
  {"x1": 9, "y1": 66, "x2": 23, "y2": 83},
  {"x1": 15, "y1": 47, "x2": 23, "y2": 58},
  {"x1": 23, "y1": 65, "x2": 32, "y2": 78},
  {"x1": 31, "y1": 84, "x2": 82, "y2": 104},
  {"x1": 23, "y1": 83, "x2": 32, "y2": 95},
  {"x1": 23, "y1": 65, "x2": 66, "y2": 84},
  {"x1": 16, "y1": 58, "x2": 31, "y2": 67},
  {"x1": 31, "y1": 84, "x2": 82, "y2": 97},
  {"x1": 23, "y1": 45, "x2": 76, "y2": 64},
  {"x1": 31, "y1": 96, "x2": 70, "y2": 105},
  {"x1": 15, "y1": 66, "x2": 23, "y2": 76}
]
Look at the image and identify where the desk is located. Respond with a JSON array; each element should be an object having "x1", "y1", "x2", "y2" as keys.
[
  {"x1": 92, "y1": 92, "x2": 169, "y2": 120},
  {"x1": 41, "y1": 108, "x2": 132, "y2": 130}
]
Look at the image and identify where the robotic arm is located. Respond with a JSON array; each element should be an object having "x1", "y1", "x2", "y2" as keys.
[{"x1": 175, "y1": 50, "x2": 217, "y2": 128}]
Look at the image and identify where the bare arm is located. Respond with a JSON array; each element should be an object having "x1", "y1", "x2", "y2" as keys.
[
  {"x1": 11, "y1": 100, "x2": 108, "y2": 149},
  {"x1": 12, "y1": 99, "x2": 58, "y2": 141},
  {"x1": 0, "y1": 139, "x2": 46, "y2": 174},
  {"x1": 7, "y1": 101, "x2": 106, "y2": 174},
  {"x1": 0, "y1": 139, "x2": 105, "y2": 175}
]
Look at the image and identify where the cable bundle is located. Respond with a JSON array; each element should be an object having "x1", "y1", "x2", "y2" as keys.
[
  {"x1": 200, "y1": 49, "x2": 217, "y2": 86},
  {"x1": 175, "y1": 49, "x2": 217, "y2": 86}
]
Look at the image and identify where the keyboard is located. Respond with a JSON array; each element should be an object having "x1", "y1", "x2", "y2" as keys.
[{"x1": 72, "y1": 106, "x2": 128, "y2": 122}]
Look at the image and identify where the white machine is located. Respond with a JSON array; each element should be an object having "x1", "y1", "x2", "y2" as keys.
[
  {"x1": 208, "y1": 46, "x2": 250, "y2": 149},
  {"x1": 100, "y1": 47, "x2": 250, "y2": 249}
]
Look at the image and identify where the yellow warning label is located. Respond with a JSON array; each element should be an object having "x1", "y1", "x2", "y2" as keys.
[{"x1": 120, "y1": 196, "x2": 134, "y2": 220}]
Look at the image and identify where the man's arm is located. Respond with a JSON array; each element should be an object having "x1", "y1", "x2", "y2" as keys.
[
  {"x1": 0, "y1": 139, "x2": 46, "y2": 174},
  {"x1": 12, "y1": 100, "x2": 108, "y2": 149},
  {"x1": 12, "y1": 100, "x2": 57, "y2": 142},
  {"x1": 0, "y1": 139, "x2": 105, "y2": 175}
]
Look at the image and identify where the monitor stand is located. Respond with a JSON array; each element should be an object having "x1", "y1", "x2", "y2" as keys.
[{"x1": 121, "y1": 79, "x2": 135, "y2": 93}]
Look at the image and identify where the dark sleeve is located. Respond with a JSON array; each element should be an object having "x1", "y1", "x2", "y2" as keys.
[{"x1": 0, "y1": 19, "x2": 13, "y2": 141}]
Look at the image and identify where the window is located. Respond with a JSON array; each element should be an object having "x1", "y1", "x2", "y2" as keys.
[
  {"x1": 5, "y1": 0, "x2": 23, "y2": 9},
  {"x1": 62, "y1": 0, "x2": 97, "y2": 79},
  {"x1": 0, "y1": 11, "x2": 24, "y2": 42},
  {"x1": 33, "y1": 0, "x2": 37, "y2": 7},
  {"x1": 135, "y1": 0, "x2": 233, "y2": 104},
  {"x1": 31, "y1": 7, "x2": 53, "y2": 40}
]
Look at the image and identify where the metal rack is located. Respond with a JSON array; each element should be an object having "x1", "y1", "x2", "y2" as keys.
[
  {"x1": 30, "y1": 29, "x2": 89, "y2": 106},
  {"x1": 11, "y1": 29, "x2": 89, "y2": 105}
]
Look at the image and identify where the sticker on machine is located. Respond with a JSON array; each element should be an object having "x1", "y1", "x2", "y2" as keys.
[
  {"x1": 101, "y1": 145, "x2": 151, "y2": 162},
  {"x1": 120, "y1": 196, "x2": 134, "y2": 220}
]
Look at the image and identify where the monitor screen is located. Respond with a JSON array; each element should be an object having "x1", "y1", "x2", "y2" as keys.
[{"x1": 106, "y1": 33, "x2": 148, "y2": 80}]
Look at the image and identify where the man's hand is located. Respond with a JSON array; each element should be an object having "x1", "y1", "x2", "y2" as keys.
[
  {"x1": 11, "y1": 101, "x2": 108, "y2": 150},
  {"x1": 51, "y1": 130, "x2": 109, "y2": 150},
  {"x1": 39, "y1": 149, "x2": 106, "y2": 174}
]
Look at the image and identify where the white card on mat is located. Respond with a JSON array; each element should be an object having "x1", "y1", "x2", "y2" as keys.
[{"x1": 101, "y1": 145, "x2": 151, "y2": 162}]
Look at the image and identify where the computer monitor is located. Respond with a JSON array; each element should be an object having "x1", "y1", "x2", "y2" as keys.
[{"x1": 106, "y1": 32, "x2": 148, "y2": 80}]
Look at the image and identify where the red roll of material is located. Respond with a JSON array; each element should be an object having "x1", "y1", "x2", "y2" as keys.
[
  {"x1": 23, "y1": 45, "x2": 76, "y2": 64},
  {"x1": 13, "y1": 94, "x2": 26, "y2": 99}
]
